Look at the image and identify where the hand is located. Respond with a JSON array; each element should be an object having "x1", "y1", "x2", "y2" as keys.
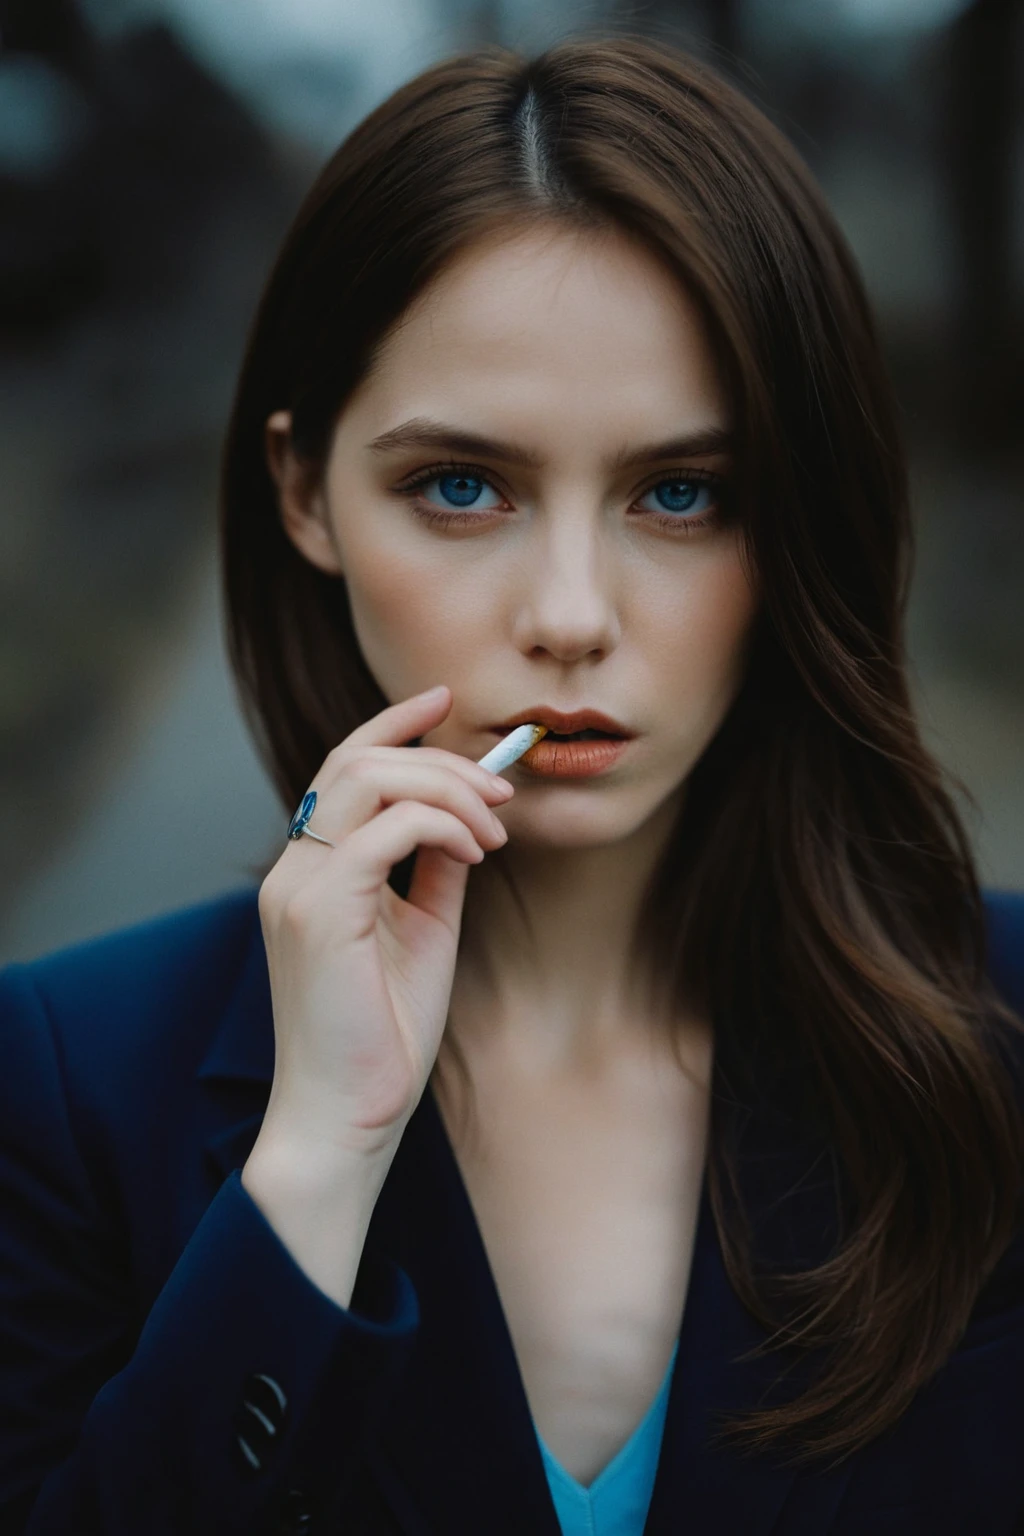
[{"x1": 252, "y1": 685, "x2": 512, "y2": 1165}]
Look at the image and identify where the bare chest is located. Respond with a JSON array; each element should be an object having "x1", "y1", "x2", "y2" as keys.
[{"x1": 441, "y1": 1050, "x2": 709, "y2": 1487}]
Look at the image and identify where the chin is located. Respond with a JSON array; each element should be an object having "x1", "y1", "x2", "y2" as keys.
[{"x1": 503, "y1": 793, "x2": 657, "y2": 850}]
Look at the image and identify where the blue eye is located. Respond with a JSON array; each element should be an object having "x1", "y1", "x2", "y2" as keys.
[
  {"x1": 399, "y1": 462, "x2": 726, "y2": 533},
  {"x1": 422, "y1": 473, "x2": 504, "y2": 510},
  {"x1": 638, "y1": 478, "x2": 716, "y2": 517}
]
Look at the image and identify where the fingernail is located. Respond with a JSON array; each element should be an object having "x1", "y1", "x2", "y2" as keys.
[{"x1": 423, "y1": 684, "x2": 448, "y2": 699}]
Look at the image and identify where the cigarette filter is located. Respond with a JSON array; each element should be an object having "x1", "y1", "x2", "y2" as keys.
[{"x1": 475, "y1": 723, "x2": 548, "y2": 775}]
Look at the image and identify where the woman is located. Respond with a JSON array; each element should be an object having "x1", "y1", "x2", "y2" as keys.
[{"x1": 2, "y1": 35, "x2": 1023, "y2": 1536}]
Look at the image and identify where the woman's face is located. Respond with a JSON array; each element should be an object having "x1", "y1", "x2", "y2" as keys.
[{"x1": 274, "y1": 223, "x2": 759, "y2": 848}]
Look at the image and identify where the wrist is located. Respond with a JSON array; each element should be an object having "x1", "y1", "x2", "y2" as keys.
[{"x1": 242, "y1": 1125, "x2": 395, "y2": 1209}]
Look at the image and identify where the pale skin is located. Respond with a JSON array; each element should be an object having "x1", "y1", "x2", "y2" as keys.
[{"x1": 263, "y1": 223, "x2": 760, "y2": 1483}]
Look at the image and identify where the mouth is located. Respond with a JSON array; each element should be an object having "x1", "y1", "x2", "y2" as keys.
[
  {"x1": 489, "y1": 723, "x2": 632, "y2": 780},
  {"x1": 489, "y1": 709, "x2": 634, "y2": 741},
  {"x1": 489, "y1": 726, "x2": 618, "y2": 745}
]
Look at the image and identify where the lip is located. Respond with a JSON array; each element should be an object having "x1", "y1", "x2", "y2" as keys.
[
  {"x1": 511, "y1": 735, "x2": 630, "y2": 778},
  {"x1": 488, "y1": 707, "x2": 634, "y2": 738}
]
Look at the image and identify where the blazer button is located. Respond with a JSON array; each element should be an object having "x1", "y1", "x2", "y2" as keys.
[
  {"x1": 275, "y1": 1487, "x2": 313, "y2": 1533},
  {"x1": 234, "y1": 1372, "x2": 289, "y2": 1476}
]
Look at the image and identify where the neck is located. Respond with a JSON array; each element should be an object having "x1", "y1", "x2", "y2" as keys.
[{"x1": 448, "y1": 789, "x2": 693, "y2": 1076}]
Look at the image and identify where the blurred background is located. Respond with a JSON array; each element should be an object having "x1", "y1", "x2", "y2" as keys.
[{"x1": 0, "y1": 0, "x2": 1020, "y2": 963}]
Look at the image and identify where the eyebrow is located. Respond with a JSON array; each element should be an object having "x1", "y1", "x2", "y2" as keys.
[{"x1": 366, "y1": 417, "x2": 734, "y2": 470}]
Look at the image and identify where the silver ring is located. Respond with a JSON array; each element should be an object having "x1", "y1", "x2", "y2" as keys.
[{"x1": 286, "y1": 790, "x2": 336, "y2": 848}]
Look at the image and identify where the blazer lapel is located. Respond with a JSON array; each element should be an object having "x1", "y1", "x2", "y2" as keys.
[
  {"x1": 196, "y1": 908, "x2": 274, "y2": 1187},
  {"x1": 641, "y1": 1020, "x2": 857, "y2": 1535},
  {"x1": 366, "y1": 1081, "x2": 563, "y2": 1535},
  {"x1": 644, "y1": 1139, "x2": 854, "y2": 1534}
]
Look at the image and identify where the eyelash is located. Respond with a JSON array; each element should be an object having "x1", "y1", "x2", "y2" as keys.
[{"x1": 393, "y1": 460, "x2": 731, "y2": 535}]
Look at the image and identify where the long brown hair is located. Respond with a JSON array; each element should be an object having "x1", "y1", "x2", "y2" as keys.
[{"x1": 219, "y1": 35, "x2": 1024, "y2": 1469}]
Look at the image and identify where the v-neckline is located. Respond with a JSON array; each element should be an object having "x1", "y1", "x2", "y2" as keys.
[
  {"x1": 418, "y1": 1075, "x2": 708, "y2": 1478},
  {"x1": 361, "y1": 1032, "x2": 847, "y2": 1535},
  {"x1": 534, "y1": 1335, "x2": 681, "y2": 1495}
]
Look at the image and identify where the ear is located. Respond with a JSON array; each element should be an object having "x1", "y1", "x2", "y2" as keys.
[{"x1": 265, "y1": 410, "x2": 344, "y2": 577}]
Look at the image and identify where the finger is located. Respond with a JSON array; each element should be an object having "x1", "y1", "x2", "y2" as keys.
[
  {"x1": 286, "y1": 760, "x2": 509, "y2": 860},
  {"x1": 342, "y1": 803, "x2": 486, "y2": 905},
  {"x1": 365, "y1": 762, "x2": 509, "y2": 848},
  {"x1": 405, "y1": 845, "x2": 472, "y2": 933},
  {"x1": 375, "y1": 745, "x2": 516, "y2": 800},
  {"x1": 335, "y1": 685, "x2": 454, "y2": 755},
  {"x1": 343, "y1": 759, "x2": 509, "y2": 844},
  {"x1": 318, "y1": 742, "x2": 514, "y2": 805},
  {"x1": 265, "y1": 802, "x2": 482, "y2": 944}
]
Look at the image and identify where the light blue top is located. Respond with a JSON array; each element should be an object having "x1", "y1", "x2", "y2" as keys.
[{"x1": 534, "y1": 1340, "x2": 679, "y2": 1536}]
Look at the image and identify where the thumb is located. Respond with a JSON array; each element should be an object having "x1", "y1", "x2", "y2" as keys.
[{"x1": 405, "y1": 845, "x2": 471, "y2": 936}]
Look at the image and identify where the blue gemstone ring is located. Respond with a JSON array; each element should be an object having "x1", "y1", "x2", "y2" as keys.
[{"x1": 286, "y1": 790, "x2": 336, "y2": 848}]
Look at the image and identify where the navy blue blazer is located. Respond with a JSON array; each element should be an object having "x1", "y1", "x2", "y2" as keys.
[{"x1": 1, "y1": 886, "x2": 1023, "y2": 1535}]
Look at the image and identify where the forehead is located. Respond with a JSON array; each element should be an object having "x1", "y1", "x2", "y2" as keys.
[{"x1": 357, "y1": 224, "x2": 727, "y2": 435}]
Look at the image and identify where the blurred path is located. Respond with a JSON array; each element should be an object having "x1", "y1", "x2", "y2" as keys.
[{"x1": 0, "y1": 546, "x2": 282, "y2": 963}]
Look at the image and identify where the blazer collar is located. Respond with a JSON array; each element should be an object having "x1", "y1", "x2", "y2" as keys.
[
  {"x1": 197, "y1": 906, "x2": 275, "y2": 1086},
  {"x1": 198, "y1": 900, "x2": 855, "y2": 1532},
  {"x1": 195, "y1": 908, "x2": 275, "y2": 1188}
]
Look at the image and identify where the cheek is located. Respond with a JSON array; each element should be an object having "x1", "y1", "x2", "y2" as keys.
[
  {"x1": 651, "y1": 547, "x2": 758, "y2": 710},
  {"x1": 340, "y1": 530, "x2": 487, "y2": 692}
]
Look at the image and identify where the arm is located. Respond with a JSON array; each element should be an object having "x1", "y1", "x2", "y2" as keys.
[{"x1": 0, "y1": 964, "x2": 418, "y2": 1536}]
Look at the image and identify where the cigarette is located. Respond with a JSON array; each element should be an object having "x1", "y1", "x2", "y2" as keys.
[{"x1": 475, "y1": 723, "x2": 548, "y2": 775}]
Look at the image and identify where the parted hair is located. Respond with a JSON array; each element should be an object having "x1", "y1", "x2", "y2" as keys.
[{"x1": 219, "y1": 34, "x2": 1024, "y2": 1469}]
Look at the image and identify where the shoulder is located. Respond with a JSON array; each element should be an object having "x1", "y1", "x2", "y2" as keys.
[
  {"x1": 981, "y1": 887, "x2": 1024, "y2": 1015},
  {"x1": 0, "y1": 887, "x2": 263, "y2": 1136},
  {"x1": 1, "y1": 885, "x2": 260, "y2": 1035},
  {"x1": 970, "y1": 889, "x2": 1024, "y2": 1324}
]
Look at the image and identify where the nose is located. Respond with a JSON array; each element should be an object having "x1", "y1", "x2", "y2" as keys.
[{"x1": 510, "y1": 509, "x2": 621, "y2": 663}]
